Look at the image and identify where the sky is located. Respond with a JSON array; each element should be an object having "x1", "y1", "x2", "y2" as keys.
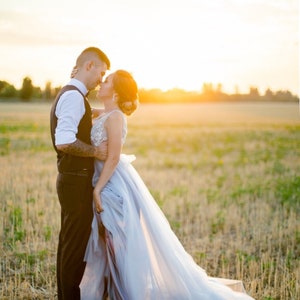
[{"x1": 0, "y1": 0, "x2": 299, "y2": 95}]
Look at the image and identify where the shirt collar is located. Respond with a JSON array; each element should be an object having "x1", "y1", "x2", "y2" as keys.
[{"x1": 68, "y1": 78, "x2": 88, "y2": 96}]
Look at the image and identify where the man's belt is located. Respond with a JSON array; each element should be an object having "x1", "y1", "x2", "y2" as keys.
[{"x1": 60, "y1": 169, "x2": 92, "y2": 177}]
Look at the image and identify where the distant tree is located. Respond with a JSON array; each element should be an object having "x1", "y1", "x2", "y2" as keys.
[
  {"x1": 20, "y1": 77, "x2": 34, "y2": 101},
  {"x1": 0, "y1": 80, "x2": 17, "y2": 98},
  {"x1": 202, "y1": 83, "x2": 214, "y2": 95},
  {"x1": 216, "y1": 83, "x2": 223, "y2": 94},
  {"x1": 0, "y1": 80, "x2": 8, "y2": 92},
  {"x1": 44, "y1": 81, "x2": 52, "y2": 100},
  {"x1": 274, "y1": 90, "x2": 297, "y2": 102},
  {"x1": 1, "y1": 84, "x2": 17, "y2": 98},
  {"x1": 53, "y1": 86, "x2": 62, "y2": 96},
  {"x1": 202, "y1": 83, "x2": 220, "y2": 101},
  {"x1": 265, "y1": 88, "x2": 274, "y2": 97},
  {"x1": 248, "y1": 86, "x2": 260, "y2": 99},
  {"x1": 264, "y1": 88, "x2": 274, "y2": 101},
  {"x1": 33, "y1": 86, "x2": 42, "y2": 99}
]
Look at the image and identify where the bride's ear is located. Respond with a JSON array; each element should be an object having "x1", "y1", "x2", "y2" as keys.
[{"x1": 112, "y1": 93, "x2": 119, "y2": 103}]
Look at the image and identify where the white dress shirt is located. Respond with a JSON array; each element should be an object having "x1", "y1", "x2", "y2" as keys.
[{"x1": 55, "y1": 79, "x2": 88, "y2": 146}]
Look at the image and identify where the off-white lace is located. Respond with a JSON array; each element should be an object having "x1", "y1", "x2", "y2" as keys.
[{"x1": 91, "y1": 110, "x2": 127, "y2": 147}]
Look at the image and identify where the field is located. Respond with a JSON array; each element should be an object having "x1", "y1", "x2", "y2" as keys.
[{"x1": 0, "y1": 101, "x2": 299, "y2": 299}]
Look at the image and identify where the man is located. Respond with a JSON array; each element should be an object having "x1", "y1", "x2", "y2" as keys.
[{"x1": 50, "y1": 47, "x2": 110, "y2": 300}]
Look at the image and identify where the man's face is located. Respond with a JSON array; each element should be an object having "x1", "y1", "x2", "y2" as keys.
[{"x1": 88, "y1": 60, "x2": 107, "y2": 90}]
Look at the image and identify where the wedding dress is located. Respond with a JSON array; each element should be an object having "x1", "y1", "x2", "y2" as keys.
[{"x1": 80, "y1": 110, "x2": 254, "y2": 300}]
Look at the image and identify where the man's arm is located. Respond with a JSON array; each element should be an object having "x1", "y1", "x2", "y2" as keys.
[
  {"x1": 57, "y1": 139, "x2": 107, "y2": 161},
  {"x1": 55, "y1": 90, "x2": 107, "y2": 160}
]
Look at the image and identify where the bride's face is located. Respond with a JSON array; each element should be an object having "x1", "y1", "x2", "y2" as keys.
[{"x1": 97, "y1": 74, "x2": 114, "y2": 100}]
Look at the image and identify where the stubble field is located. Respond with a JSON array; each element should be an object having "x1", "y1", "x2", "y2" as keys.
[{"x1": 0, "y1": 101, "x2": 299, "y2": 299}]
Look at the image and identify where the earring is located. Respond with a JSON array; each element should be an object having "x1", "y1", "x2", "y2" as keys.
[{"x1": 112, "y1": 93, "x2": 118, "y2": 103}]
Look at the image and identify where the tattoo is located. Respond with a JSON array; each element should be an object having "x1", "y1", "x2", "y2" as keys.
[{"x1": 61, "y1": 139, "x2": 95, "y2": 157}]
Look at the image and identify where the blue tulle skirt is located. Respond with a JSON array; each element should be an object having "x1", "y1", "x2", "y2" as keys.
[{"x1": 80, "y1": 155, "x2": 254, "y2": 300}]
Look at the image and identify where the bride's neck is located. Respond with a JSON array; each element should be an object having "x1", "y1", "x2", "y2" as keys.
[{"x1": 104, "y1": 99, "x2": 119, "y2": 113}]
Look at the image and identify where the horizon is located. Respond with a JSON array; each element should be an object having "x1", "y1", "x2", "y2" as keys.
[
  {"x1": 0, "y1": 0, "x2": 299, "y2": 96},
  {"x1": 1, "y1": 76, "x2": 298, "y2": 97}
]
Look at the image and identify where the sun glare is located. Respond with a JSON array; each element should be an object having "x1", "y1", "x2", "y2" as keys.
[{"x1": 0, "y1": 0, "x2": 298, "y2": 96}]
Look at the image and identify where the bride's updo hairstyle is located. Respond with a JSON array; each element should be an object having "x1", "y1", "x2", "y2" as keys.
[{"x1": 113, "y1": 70, "x2": 139, "y2": 116}]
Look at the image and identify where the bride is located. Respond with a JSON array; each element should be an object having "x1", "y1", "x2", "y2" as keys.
[{"x1": 80, "y1": 70, "x2": 254, "y2": 300}]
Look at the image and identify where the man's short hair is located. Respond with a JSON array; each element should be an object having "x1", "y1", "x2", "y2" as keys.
[{"x1": 76, "y1": 47, "x2": 110, "y2": 69}]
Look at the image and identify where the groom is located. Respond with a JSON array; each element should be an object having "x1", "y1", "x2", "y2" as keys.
[{"x1": 50, "y1": 47, "x2": 110, "y2": 300}]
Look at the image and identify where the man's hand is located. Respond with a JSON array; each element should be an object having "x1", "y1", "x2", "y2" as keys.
[
  {"x1": 92, "y1": 108, "x2": 104, "y2": 118},
  {"x1": 94, "y1": 141, "x2": 108, "y2": 161}
]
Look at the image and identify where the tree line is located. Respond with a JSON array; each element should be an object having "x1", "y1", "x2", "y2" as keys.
[{"x1": 0, "y1": 76, "x2": 298, "y2": 103}]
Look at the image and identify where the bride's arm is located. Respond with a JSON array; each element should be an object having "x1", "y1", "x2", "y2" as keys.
[{"x1": 93, "y1": 112, "x2": 123, "y2": 212}]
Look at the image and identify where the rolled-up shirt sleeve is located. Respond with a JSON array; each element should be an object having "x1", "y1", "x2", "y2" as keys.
[{"x1": 55, "y1": 91, "x2": 85, "y2": 145}]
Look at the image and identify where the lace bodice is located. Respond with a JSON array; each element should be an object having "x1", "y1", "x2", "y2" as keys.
[{"x1": 91, "y1": 110, "x2": 127, "y2": 146}]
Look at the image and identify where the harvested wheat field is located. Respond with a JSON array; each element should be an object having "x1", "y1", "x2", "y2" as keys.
[{"x1": 0, "y1": 101, "x2": 299, "y2": 299}]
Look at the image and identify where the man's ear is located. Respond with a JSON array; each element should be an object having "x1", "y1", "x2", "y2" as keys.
[{"x1": 86, "y1": 60, "x2": 93, "y2": 71}]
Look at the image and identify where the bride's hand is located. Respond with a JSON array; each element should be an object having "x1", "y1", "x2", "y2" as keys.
[
  {"x1": 70, "y1": 66, "x2": 78, "y2": 78},
  {"x1": 93, "y1": 187, "x2": 104, "y2": 213}
]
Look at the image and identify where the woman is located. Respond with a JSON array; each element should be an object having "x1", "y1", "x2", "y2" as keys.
[{"x1": 80, "y1": 70, "x2": 254, "y2": 300}]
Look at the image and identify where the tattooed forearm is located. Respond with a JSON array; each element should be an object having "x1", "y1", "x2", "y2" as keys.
[{"x1": 57, "y1": 139, "x2": 95, "y2": 157}]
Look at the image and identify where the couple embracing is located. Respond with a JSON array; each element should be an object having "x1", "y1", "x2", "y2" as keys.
[{"x1": 50, "y1": 47, "x2": 254, "y2": 300}]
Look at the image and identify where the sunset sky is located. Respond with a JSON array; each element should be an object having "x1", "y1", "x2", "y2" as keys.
[{"x1": 0, "y1": 0, "x2": 299, "y2": 95}]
